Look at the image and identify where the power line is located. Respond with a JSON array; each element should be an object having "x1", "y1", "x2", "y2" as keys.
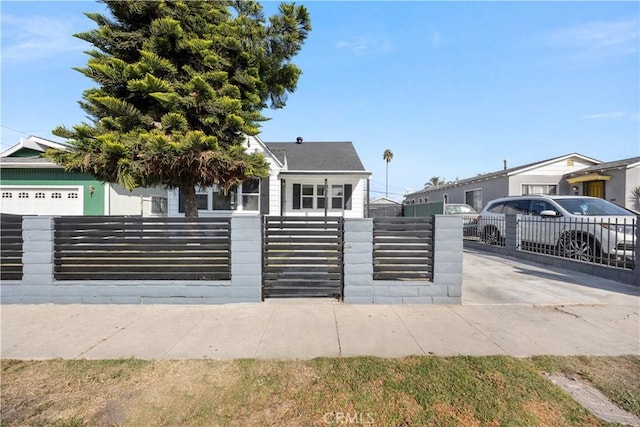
[{"x1": 1, "y1": 125, "x2": 31, "y2": 136}]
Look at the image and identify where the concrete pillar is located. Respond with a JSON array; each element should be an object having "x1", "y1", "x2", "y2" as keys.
[
  {"x1": 343, "y1": 218, "x2": 374, "y2": 303},
  {"x1": 230, "y1": 216, "x2": 262, "y2": 301},
  {"x1": 21, "y1": 216, "x2": 54, "y2": 302},
  {"x1": 433, "y1": 215, "x2": 463, "y2": 302},
  {"x1": 505, "y1": 214, "x2": 520, "y2": 252}
]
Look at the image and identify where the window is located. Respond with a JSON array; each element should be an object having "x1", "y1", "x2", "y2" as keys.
[
  {"x1": 151, "y1": 197, "x2": 168, "y2": 214},
  {"x1": 241, "y1": 179, "x2": 260, "y2": 211},
  {"x1": 316, "y1": 185, "x2": 326, "y2": 209},
  {"x1": 293, "y1": 183, "x2": 352, "y2": 210},
  {"x1": 2, "y1": 192, "x2": 12, "y2": 198},
  {"x1": 331, "y1": 185, "x2": 344, "y2": 209},
  {"x1": 211, "y1": 186, "x2": 235, "y2": 210},
  {"x1": 504, "y1": 199, "x2": 531, "y2": 215},
  {"x1": 522, "y1": 184, "x2": 557, "y2": 195},
  {"x1": 302, "y1": 185, "x2": 314, "y2": 209},
  {"x1": 487, "y1": 202, "x2": 506, "y2": 213},
  {"x1": 529, "y1": 200, "x2": 558, "y2": 216},
  {"x1": 196, "y1": 187, "x2": 209, "y2": 210},
  {"x1": 178, "y1": 186, "x2": 237, "y2": 213},
  {"x1": 51, "y1": 192, "x2": 62, "y2": 199},
  {"x1": 465, "y1": 189, "x2": 482, "y2": 212},
  {"x1": 18, "y1": 192, "x2": 29, "y2": 199}
]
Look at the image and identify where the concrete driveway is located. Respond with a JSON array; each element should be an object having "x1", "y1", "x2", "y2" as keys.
[{"x1": 463, "y1": 249, "x2": 639, "y2": 306}]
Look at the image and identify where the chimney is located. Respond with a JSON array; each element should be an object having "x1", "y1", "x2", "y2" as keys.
[
  {"x1": 503, "y1": 159, "x2": 507, "y2": 171},
  {"x1": 296, "y1": 137, "x2": 303, "y2": 144}
]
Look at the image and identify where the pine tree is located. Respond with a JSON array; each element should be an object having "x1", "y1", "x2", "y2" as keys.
[{"x1": 45, "y1": 0, "x2": 311, "y2": 216}]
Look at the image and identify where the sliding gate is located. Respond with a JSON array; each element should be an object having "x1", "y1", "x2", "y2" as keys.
[{"x1": 262, "y1": 216, "x2": 344, "y2": 299}]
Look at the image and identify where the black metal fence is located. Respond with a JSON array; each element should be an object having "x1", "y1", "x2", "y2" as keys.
[
  {"x1": 472, "y1": 214, "x2": 637, "y2": 270},
  {"x1": 54, "y1": 216, "x2": 231, "y2": 280},
  {"x1": 262, "y1": 216, "x2": 344, "y2": 298},
  {"x1": 373, "y1": 217, "x2": 433, "y2": 281},
  {"x1": 517, "y1": 216, "x2": 636, "y2": 269},
  {"x1": 473, "y1": 215, "x2": 507, "y2": 247},
  {"x1": 0, "y1": 214, "x2": 23, "y2": 280}
]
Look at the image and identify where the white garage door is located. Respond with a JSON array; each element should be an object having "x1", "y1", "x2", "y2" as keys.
[{"x1": 0, "y1": 187, "x2": 83, "y2": 215}]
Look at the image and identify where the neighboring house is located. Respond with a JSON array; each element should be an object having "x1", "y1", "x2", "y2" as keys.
[
  {"x1": 166, "y1": 136, "x2": 372, "y2": 218},
  {"x1": 368, "y1": 197, "x2": 402, "y2": 217},
  {"x1": 404, "y1": 153, "x2": 601, "y2": 212},
  {"x1": 0, "y1": 136, "x2": 167, "y2": 216},
  {"x1": 563, "y1": 156, "x2": 640, "y2": 211}
]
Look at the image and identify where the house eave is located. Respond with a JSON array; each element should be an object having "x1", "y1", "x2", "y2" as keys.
[
  {"x1": 0, "y1": 160, "x2": 64, "y2": 169},
  {"x1": 278, "y1": 170, "x2": 372, "y2": 177}
]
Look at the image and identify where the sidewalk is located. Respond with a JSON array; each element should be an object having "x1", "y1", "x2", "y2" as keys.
[{"x1": 1, "y1": 251, "x2": 639, "y2": 360}]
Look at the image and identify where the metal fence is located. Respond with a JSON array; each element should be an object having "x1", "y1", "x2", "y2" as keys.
[
  {"x1": 470, "y1": 214, "x2": 637, "y2": 270},
  {"x1": 54, "y1": 216, "x2": 231, "y2": 280},
  {"x1": 517, "y1": 215, "x2": 636, "y2": 269},
  {"x1": 262, "y1": 216, "x2": 344, "y2": 298},
  {"x1": 372, "y1": 217, "x2": 433, "y2": 281},
  {"x1": 0, "y1": 214, "x2": 23, "y2": 280},
  {"x1": 472, "y1": 215, "x2": 507, "y2": 247}
]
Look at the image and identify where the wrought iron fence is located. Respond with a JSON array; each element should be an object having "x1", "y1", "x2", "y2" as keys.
[
  {"x1": 473, "y1": 215, "x2": 507, "y2": 247},
  {"x1": 517, "y1": 215, "x2": 636, "y2": 270},
  {"x1": 461, "y1": 215, "x2": 481, "y2": 240}
]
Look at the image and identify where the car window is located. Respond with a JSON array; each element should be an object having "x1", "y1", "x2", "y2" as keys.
[
  {"x1": 445, "y1": 204, "x2": 477, "y2": 214},
  {"x1": 486, "y1": 202, "x2": 506, "y2": 213},
  {"x1": 504, "y1": 199, "x2": 530, "y2": 215},
  {"x1": 529, "y1": 200, "x2": 558, "y2": 216},
  {"x1": 554, "y1": 198, "x2": 633, "y2": 216}
]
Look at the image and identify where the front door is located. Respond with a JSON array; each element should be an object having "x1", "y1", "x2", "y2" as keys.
[{"x1": 584, "y1": 181, "x2": 605, "y2": 199}]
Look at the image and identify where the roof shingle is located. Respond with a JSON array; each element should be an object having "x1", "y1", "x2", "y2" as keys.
[{"x1": 265, "y1": 141, "x2": 366, "y2": 171}]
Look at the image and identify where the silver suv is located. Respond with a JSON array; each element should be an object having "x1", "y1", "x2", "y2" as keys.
[{"x1": 477, "y1": 195, "x2": 637, "y2": 265}]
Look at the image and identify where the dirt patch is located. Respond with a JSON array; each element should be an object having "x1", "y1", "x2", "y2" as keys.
[
  {"x1": 432, "y1": 402, "x2": 481, "y2": 427},
  {"x1": 522, "y1": 400, "x2": 562, "y2": 427}
]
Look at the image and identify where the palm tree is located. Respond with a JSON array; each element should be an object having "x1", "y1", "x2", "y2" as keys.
[
  {"x1": 383, "y1": 149, "x2": 393, "y2": 197},
  {"x1": 629, "y1": 186, "x2": 640, "y2": 212},
  {"x1": 429, "y1": 176, "x2": 443, "y2": 187}
]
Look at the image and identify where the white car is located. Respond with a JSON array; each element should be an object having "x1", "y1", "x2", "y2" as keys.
[{"x1": 477, "y1": 195, "x2": 636, "y2": 266}]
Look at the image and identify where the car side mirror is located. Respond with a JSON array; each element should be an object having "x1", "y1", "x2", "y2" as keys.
[{"x1": 540, "y1": 210, "x2": 558, "y2": 218}]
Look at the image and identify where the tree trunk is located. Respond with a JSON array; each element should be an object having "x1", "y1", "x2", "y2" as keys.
[{"x1": 181, "y1": 185, "x2": 199, "y2": 217}]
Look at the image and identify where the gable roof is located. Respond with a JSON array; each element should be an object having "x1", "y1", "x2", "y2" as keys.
[
  {"x1": 406, "y1": 153, "x2": 601, "y2": 197},
  {"x1": 1, "y1": 136, "x2": 67, "y2": 158},
  {"x1": 370, "y1": 197, "x2": 401, "y2": 205},
  {"x1": 264, "y1": 141, "x2": 367, "y2": 172},
  {"x1": 564, "y1": 156, "x2": 640, "y2": 176}
]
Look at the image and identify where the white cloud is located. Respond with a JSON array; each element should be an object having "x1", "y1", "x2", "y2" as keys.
[
  {"x1": 336, "y1": 35, "x2": 393, "y2": 55},
  {"x1": 583, "y1": 111, "x2": 640, "y2": 120},
  {"x1": 545, "y1": 19, "x2": 639, "y2": 65},
  {"x1": 1, "y1": 14, "x2": 89, "y2": 63}
]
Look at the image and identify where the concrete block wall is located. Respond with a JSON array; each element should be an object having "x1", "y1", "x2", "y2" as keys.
[
  {"x1": 343, "y1": 216, "x2": 463, "y2": 304},
  {"x1": 1, "y1": 216, "x2": 262, "y2": 304}
]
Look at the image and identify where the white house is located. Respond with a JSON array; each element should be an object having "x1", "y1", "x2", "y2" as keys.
[{"x1": 167, "y1": 135, "x2": 372, "y2": 218}]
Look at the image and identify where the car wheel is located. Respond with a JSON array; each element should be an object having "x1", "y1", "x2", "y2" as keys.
[
  {"x1": 481, "y1": 226, "x2": 501, "y2": 245},
  {"x1": 559, "y1": 234, "x2": 598, "y2": 262}
]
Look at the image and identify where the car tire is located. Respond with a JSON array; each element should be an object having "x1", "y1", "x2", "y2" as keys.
[
  {"x1": 481, "y1": 226, "x2": 502, "y2": 245},
  {"x1": 559, "y1": 233, "x2": 599, "y2": 262}
]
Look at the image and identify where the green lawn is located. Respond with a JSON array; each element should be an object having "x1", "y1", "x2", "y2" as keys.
[{"x1": 2, "y1": 355, "x2": 638, "y2": 426}]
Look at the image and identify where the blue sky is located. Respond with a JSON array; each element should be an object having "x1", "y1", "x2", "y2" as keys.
[{"x1": 1, "y1": 1, "x2": 639, "y2": 200}]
